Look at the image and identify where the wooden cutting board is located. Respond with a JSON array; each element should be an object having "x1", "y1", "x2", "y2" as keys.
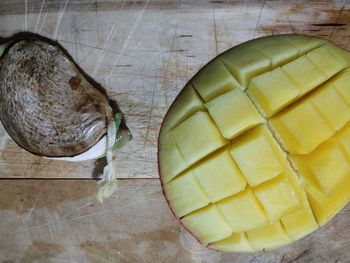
[{"x1": 0, "y1": 1, "x2": 349, "y2": 262}]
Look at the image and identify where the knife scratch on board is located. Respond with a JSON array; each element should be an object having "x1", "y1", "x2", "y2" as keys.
[
  {"x1": 53, "y1": 0, "x2": 69, "y2": 39},
  {"x1": 34, "y1": 0, "x2": 45, "y2": 32}
]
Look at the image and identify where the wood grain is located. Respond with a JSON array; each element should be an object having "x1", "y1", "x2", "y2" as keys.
[
  {"x1": 0, "y1": 1, "x2": 350, "y2": 262},
  {"x1": 0, "y1": 0, "x2": 349, "y2": 179},
  {"x1": 0, "y1": 179, "x2": 349, "y2": 263}
]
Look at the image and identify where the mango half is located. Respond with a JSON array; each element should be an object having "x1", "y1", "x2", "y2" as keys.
[{"x1": 158, "y1": 34, "x2": 350, "y2": 252}]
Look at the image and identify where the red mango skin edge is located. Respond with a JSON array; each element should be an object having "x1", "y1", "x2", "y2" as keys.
[{"x1": 156, "y1": 34, "x2": 332, "y2": 253}]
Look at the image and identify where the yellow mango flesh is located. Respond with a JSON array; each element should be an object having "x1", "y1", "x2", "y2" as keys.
[
  {"x1": 206, "y1": 89, "x2": 263, "y2": 139},
  {"x1": 216, "y1": 188, "x2": 268, "y2": 232},
  {"x1": 208, "y1": 232, "x2": 254, "y2": 252},
  {"x1": 158, "y1": 34, "x2": 350, "y2": 252},
  {"x1": 193, "y1": 149, "x2": 246, "y2": 202}
]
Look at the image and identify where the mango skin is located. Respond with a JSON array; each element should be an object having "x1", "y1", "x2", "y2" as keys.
[{"x1": 158, "y1": 34, "x2": 350, "y2": 252}]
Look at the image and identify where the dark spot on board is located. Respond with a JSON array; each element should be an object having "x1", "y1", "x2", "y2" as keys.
[{"x1": 312, "y1": 23, "x2": 346, "y2": 27}]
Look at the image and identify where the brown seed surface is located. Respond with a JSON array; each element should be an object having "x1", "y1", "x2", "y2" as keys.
[{"x1": 0, "y1": 39, "x2": 113, "y2": 157}]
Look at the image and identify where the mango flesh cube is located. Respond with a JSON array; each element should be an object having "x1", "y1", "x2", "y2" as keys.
[
  {"x1": 206, "y1": 89, "x2": 263, "y2": 139},
  {"x1": 172, "y1": 111, "x2": 228, "y2": 166},
  {"x1": 220, "y1": 46, "x2": 271, "y2": 88},
  {"x1": 305, "y1": 176, "x2": 350, "y2": 226},
  {"x1": 254, "y1": 176, "x2": 300, "y2": 222},
  {"x1": 310, "y1": 84, "x2": 350, "y2": 131},
  {"x1": 248, "y1": 67, "x2": 300, "y2": 117},
  {"x1": 282, "y1": 55, "x2": 326, "y2": 95},
  {"x1": 336, "y1": 123, "x2": 350, "y2": 157},
  {"x1": 307, "y1": 46, "x2": 345, "y2": 78},
  {"x1": 332, "y1": 68, "x2": 350, "y2": 105},
  {"x1": 162, "y1": 85, "x2": 204, "y2": 132},
  {"x1": 159, "y1": 132, "x2": 188, "y2": 183},
  {"x1": 291, "y1": 126, "x2": 350, "y2": 226},
  {"x1": 292, "y1": 142, "x2": 350, "y2": 196},
  {"x1": 181, "y1": 205, "x2": 232, "y2": 244},
  {"x1": 252, "y1": 36, "x2": 299, "y2": 67},
  {"x1": 193, "y1": 149, "x2": 246, "y2": 202},
  {"x1": 230, "y1": 125, "x2": 285, "y2": 187},
  {"x1": 325, "y1": 43, "x2": 350, "y2": 67},
  {"x1": 191, "y1": 60, "x2": 241, "y2": 102},
  {"x1": 208, "y1": 233, "x2": 254, "y2": 253},
  {"x1": 164, "y1": 172, "x2": 210, "y2": 218},
  {"x1": 270, "y1": 100, "x2": 333, "y2": 154},
  {"x1": 216, "y1": 188, "x2": 267, "y2": 232},
  {"x1": 281, "y1": 34, "x2": 325, "y2": 54},
  {"x1": 247, "y1": 222, "x2": 291, "y2": 251},
  {"x1": 281, "y1": 204, "x2": 318, "y2": 241},
  {"x1": 280, "y1": 166, "x2": 318, "y2": 240},
  {"x1": 159, "y1": 35, "x2": 350, "y2": 252}
]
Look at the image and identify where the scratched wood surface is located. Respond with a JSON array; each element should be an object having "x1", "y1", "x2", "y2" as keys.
[
  {"x1": 0, "y1": 0, "x2": 350, "y2": 262},
  {"x1": 0, "y1": 179, "x2": 349, "y2": 263},
  {"x1": 0, "y1": 0, "x2": 350, "y2": 179}
]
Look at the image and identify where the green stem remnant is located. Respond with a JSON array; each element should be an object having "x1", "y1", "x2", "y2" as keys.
[
  {"x1": 0, "y1": 44, "x2": 6, "y2": 57},
  {"x1": 96, "y1": 113, "x2": 121, "y2": 203}
]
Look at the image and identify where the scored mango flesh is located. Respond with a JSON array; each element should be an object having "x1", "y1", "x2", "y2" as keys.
[{"x1": 158, "y1": 35, "x2": 350, "y2": 252}]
